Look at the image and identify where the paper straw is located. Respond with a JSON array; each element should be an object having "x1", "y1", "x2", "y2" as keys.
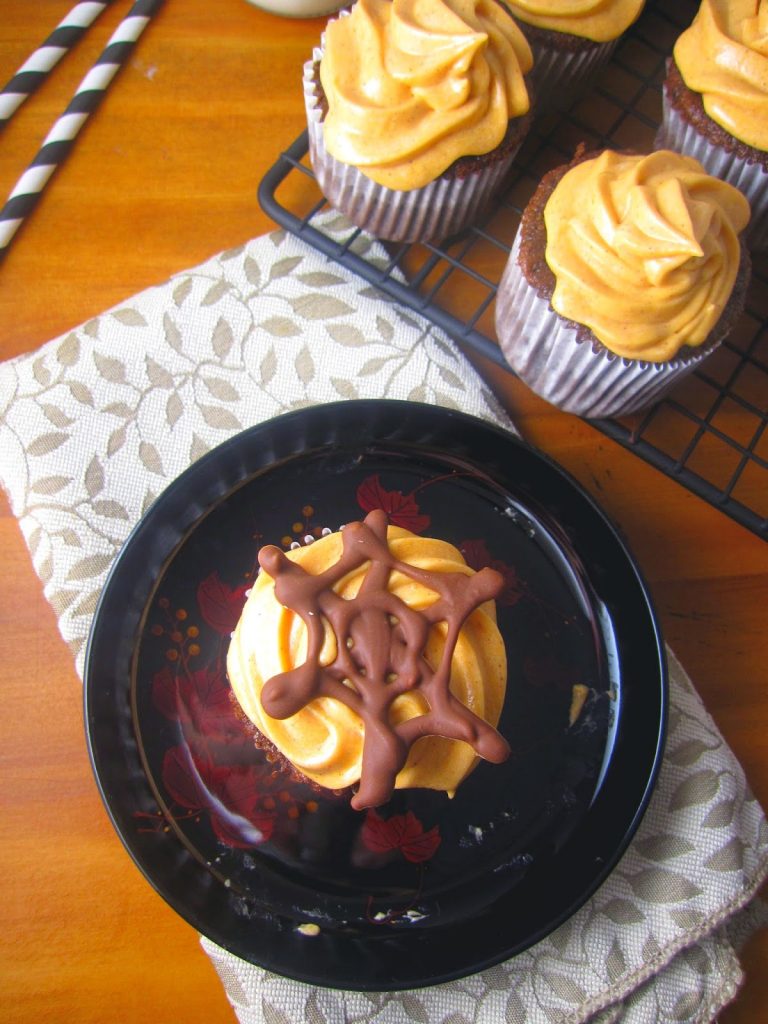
[
  {"x1": 0, "y1": 0, "x2": 164, "y2": 258},
  {"x1": 0, "y1": 2, "x2": 113, "y2": 127}
]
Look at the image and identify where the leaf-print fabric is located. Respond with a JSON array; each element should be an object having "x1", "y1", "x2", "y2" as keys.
[
  {"x1": 0, "y1": 214, "x2": 507, "y2": 673},
  {"x1": 0, "y1": 214, "x2": 766, "y2": 1024}
]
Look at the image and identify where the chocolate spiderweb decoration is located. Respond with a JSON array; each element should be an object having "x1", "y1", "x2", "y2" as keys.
[{"x1": 258, "y1": 509, "x2": 510, "y2": 810}]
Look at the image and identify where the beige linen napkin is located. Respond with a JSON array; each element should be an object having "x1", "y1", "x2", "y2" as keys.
[{"x1": 1, "y1": 215, "x2": 766, "y2": 1024}]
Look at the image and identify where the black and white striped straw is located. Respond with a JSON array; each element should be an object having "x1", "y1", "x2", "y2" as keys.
[
  {"x1": 0, "y1": 0, "x2": 164, "y2": 258},
  {"x1": 0, "y1": 2, "x2": 113, "y2": 127}
]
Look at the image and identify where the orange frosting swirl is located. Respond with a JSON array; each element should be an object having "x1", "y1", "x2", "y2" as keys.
[
  {"x1": 227, "y1": 516, "x2": 508, "y2": 807},
  {"x1": 502, "y1": 0, "x2": 645, "y2": 43},
  {"x1": 543, "y1": 150, "x2": 750, "y2": 362},
  {"x1": 674, "y1": 0, "x2": 768, "y2": 152},
  {"x1": 319, "y1": 0, "x2": 532, "y2": 190}
]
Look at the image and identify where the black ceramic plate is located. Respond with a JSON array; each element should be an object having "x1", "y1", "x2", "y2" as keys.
[{"x1": 84, "y1": 399, "x2": 666, "y2": 990}]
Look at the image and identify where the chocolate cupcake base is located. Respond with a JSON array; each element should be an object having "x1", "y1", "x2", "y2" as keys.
[{"x1": 229, "y1": 687, "x2": 348, "y2": 800}]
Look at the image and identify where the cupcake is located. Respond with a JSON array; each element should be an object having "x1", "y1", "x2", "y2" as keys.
[
  {"x1": 503, "y1": 0, "x2": 646, "y2": 110},
  {"x1": 227, "y1": 509, "x2": 510, "y2": 811},
  {"x1": 494, "y1": 148, "x2": 751, "y2": 418},
  {"x1": 656, "y1": 0, "x2": 768, "y2": 250},
  {"x1": 303, "y1": 0, "x2": 533, "y2": 243}
]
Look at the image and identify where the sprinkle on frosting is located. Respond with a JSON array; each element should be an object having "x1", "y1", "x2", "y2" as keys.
[
  {"x1": 319, "y1": 0, "x2": 532, "y2": 190},
  {"x1": 543, "y1": 150, "x2": 750, "y2": 362},
  {"x1": 673, "y1": 0, "x2": 768, "y2": 153}
]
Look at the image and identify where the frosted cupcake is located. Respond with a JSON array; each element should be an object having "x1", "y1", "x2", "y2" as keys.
[
  {"x1": 303, "y1": 0, "x2": 533, "y2": 243},
  {"x1": 656, "y1": 0, "x2": 768, "y2": 250},
  {"x1": 227, "y1": 510, "x2": 510, "y2": 811},
  {"x1": 503, "y1": 0, "x2": 645, "y2": 110},
  {"x1": 495, "y1": 149, "x2": 751, "y2": 419}
]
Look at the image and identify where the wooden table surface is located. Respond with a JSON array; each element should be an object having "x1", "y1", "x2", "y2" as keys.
[{"x1": 1, "y1": 2, "x2": 766, "y2": 1021}]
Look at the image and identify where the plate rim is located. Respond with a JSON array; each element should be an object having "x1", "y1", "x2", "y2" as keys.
[{"x1": 83, "y1": 398, "x2": 668, "y2": 990}]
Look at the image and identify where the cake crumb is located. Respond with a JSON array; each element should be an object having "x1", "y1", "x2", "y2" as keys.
[{"x1": 296, "y1": 922, "x2": 321, "y2": 936}]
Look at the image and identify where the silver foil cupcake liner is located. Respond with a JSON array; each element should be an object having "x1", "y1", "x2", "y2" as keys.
[
  {"x1": 303, "y1": 49, "x2": 524, "y2": 244},
  {"x1": 494, "y1": 232, "x2": 720, "y2": 419},
  {"x1": 527, "y1": 37, "x2": 618, "y2": 113},
  {"x1": 656, "y1": 90, "x2": 767, "y2": 251}
]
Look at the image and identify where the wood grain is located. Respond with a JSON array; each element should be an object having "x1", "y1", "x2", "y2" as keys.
[{"x1": 0, "y1": 2, "x2": 766, "y2": 1021}]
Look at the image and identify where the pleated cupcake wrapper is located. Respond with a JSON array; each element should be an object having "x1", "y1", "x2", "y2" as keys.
[
  {"x1": 495, "y1": 233, "x2": 714, "y2": 419},
  {"x1": 304, "y1": 50, "x2": 522, "y2": 244},
  {"x1": 526, "y1": 36, "x2": 618, "y2": 113},
  {"x1": 656, "y1": 90, "x2": 767, "y2": 251}
]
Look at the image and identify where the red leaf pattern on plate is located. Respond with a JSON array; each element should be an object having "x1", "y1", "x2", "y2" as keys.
[
  {"x1": 460, "y1": 537, "x2": 524, "y2": 607},
  {"x1": 361, "y1": 809, "x2": 441, "y2": 863},
  {"x1": 356, "y1": 474, "x2": 430, "y2": 533},
  {"x1": 152, "y1": 664, "x2": 247, "y2": 751},
  {"x1": 209, "y1": 765, "x2": 276, "y2": 848},
  {"x1": 151, "y1": 664, "x2": 180, "y2": 720},
  {"x1": 209, "y1": 807, "x2": 275, "y2": 848},
  {"x1": 182, "y1": 667, "x2": 245, "y2": 745},
  {"x1": 161, "y1": 746, "x2": 205, "y2": 810},
  {"x1": 197, "y1": 572, "x2": 249, "y2": 635},
  {"x1": 160, "y1": 747, "x2": 277, "y2": 846}
]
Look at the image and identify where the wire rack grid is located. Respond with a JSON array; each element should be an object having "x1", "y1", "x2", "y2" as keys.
[{"x1": 258, "y1": 0, "x2": 768, "y2": 542}]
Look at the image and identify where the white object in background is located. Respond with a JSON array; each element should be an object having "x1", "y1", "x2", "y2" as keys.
[{"x1": 244, "y1": 0, "x2": 345, "y2": 16}]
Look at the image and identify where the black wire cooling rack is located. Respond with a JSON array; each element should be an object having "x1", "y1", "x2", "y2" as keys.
[{"x1": 258, "y1": 0, "x2": 768, "y2": 542}]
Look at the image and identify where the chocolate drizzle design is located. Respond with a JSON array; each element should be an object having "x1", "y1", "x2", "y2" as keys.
[{"x1": 257, "y1": 510, "x2": 510, "y2": 810}]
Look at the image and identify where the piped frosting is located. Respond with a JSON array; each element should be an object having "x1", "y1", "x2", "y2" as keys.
[
  {"x1": 319, "y1": 0, "x2": 532, "y2": 190},
  {"x1": 227, "y1": 510, "x2": 509, "y2": 809},
  {"x1": 543, "y1": 149, "x2": 750, "y2": 362},
  {"x1": 674, "y1": 0, "x2": 768, "y2": 153}
]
